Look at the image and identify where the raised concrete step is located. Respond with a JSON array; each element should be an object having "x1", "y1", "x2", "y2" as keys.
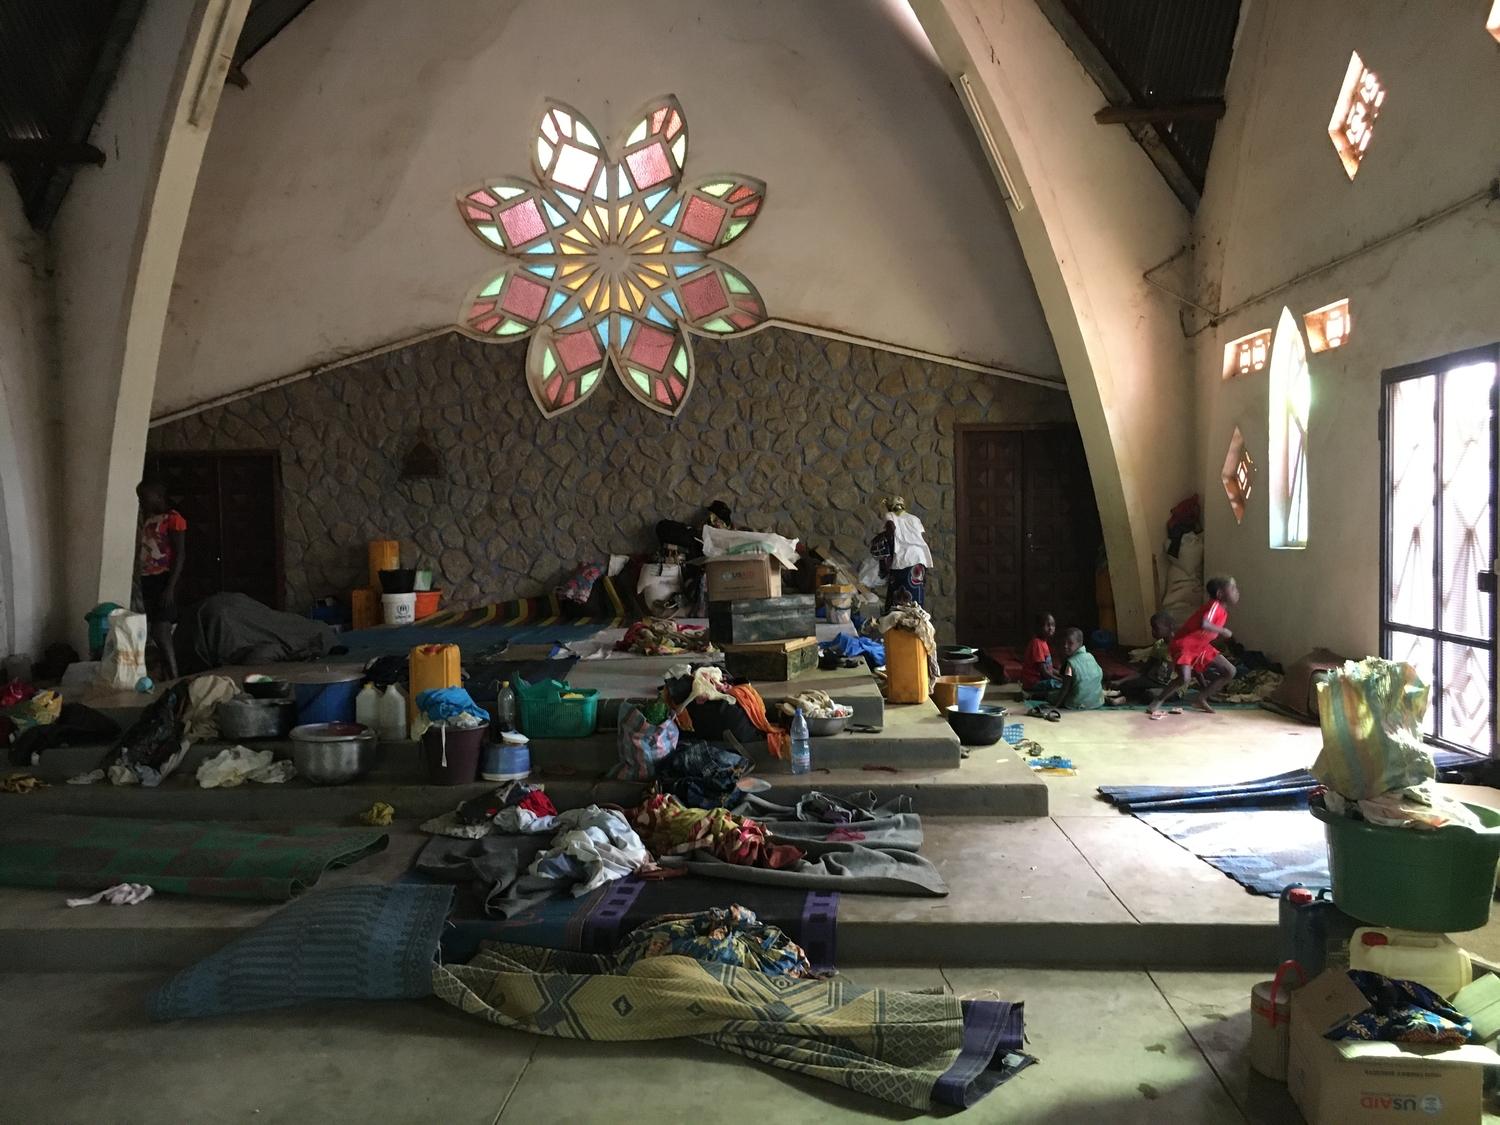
[{"x1": 0, "y1": 814, "x2": 1283, "y2": 972}]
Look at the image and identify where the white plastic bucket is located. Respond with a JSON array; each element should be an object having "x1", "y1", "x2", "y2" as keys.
[
  {"x1": 381, "y1": 593, "x2": 416, "y2": 625},
  {"x1": 1248, "y1": 960, "x2": 1307, "y2": 1080}
]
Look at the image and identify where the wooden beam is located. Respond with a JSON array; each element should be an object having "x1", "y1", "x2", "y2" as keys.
[
  {"x1": 1094, "y1": 100, "x2": 1226, "y2": 125},
  {"x1": 0, "y1": 139, "x2": 106, "y2": 166}
]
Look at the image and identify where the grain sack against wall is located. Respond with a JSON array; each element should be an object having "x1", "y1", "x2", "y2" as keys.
[
  {"x1": 98, "y1": 610, "x2": 149, "y2": 690},
  {"x1": 1160, "y1": 531, "x2": 1204, "y2": 625},
  {"x1": 1312, "y1": 657, "x2": 1434, "y2": 800}
]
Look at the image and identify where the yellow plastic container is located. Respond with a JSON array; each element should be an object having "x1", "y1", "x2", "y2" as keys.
[
  {"x1": 884, "y1": 628, "x2": 931, "y2": 704},
  {"x1": 350, "y1": 588, "x2": 379, "y2": 631},
  {"x1": 368, "y1": 540, "x2": 400, "y2": 590},
  {"x1": 408, "y1": 643, "x2": 461, "y2": 727}
]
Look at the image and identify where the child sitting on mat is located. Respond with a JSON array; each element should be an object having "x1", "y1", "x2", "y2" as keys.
[
  {"x1": 1147, "y1": 576, "x2": 1240, "y2": 717},
  {"x1": 1021, "y1": 612, "x2": 1061, "y2": 693},
  {"x1": 1051, "y1": 626, "x2": 1105, "y2": 711},
  {"x1": 1118, "y1": 611, "x2": 1177, "y2": 703}
]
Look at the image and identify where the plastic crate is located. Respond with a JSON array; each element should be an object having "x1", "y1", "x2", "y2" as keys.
[{"x1": 515, "y1": 677, "x2": 599, "y2": 739}]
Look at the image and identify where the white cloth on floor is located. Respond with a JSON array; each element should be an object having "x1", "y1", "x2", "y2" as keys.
[
  {"x1": 419, "y1": 811, "x2": 492, "y2": 839},
  {"x1": 195, "y1": 745, "x2": 295, "y2": 788},
  {"x1": 67, "y1": 769, "x2": 106, "y2": 785},
  {"x1": 66, "y1": 883, "x2": 154, "y2": 908},
  {"x1": 885, "y1": 510, "x2": 934, "y2": 570},
  {"x1": 493, "y1": 807, "x2": 557, "y2": 834},
  {"x1": 528, "y1": 806, "x2": 650, "y2": 896},
  {"x1": 181, "y1": 675, "x2": 240, "y2": 743}
]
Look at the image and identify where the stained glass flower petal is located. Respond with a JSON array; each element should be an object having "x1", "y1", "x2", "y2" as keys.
[
  {"x1": 534, "y1": 100, "x2": 609, "y2": 200},
  {"x1": 457, "y1": 267, "x2": 563, "y2": 340},
  {"x1": 620, "y1": 95, "x2": 688, "y2": 196},
  {"x1": 457, "y1": 178, "x2": 557, "y2": 253},
  {"x1": 668, "y1": 262, "x2": 766, "y2": 335},
  {"x1": 609, "y1": 315, "x2": 694, "y2": 415},
  {"x1": 646, "y1": 175, "x2": 766, "y2": 252},
  {"x1": 526, "y1": 325, "x2": 607, "y2": 417}
]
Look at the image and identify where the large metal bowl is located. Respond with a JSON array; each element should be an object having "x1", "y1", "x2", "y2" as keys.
[{"x1": 289, "y1": 722, "x2": 379, "y2": 785}]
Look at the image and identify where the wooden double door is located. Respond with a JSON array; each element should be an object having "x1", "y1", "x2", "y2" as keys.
[
  {"x1": 955, "y1": 425, "x2": 1103, "y2": 649},
  {"x1": 145, "y1": 451, "x2": 285, "y2": 610}
]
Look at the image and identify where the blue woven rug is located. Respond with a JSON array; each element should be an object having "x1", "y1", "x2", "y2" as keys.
[
  {"x1": 1135, "y1": 807, "x2": 1329, "y2": 896},
  {"x1": 150, "y1": 884, "x2": 453, "y2": 1020}
]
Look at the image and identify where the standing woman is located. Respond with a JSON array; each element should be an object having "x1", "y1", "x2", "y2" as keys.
[{"x1": 873, "y1": 496, "x2": 934, "y2": 613}]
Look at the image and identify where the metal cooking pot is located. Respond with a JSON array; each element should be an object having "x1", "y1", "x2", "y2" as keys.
[
  {"x1": 216, "y1": 696, "x2": 296, "y2": 740},
  {"x1": 289, "y1": 722, "x2": 379, "y2": 785}
]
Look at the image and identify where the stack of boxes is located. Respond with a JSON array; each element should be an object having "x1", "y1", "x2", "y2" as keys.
[{"x1": 705, "y1": 553, "x2": 818, "y2": 682}]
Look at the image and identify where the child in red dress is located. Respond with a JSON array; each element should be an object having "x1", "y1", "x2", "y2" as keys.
[{"x1": 1147, "y1": 577, "x2": 1240, "y2": 717}]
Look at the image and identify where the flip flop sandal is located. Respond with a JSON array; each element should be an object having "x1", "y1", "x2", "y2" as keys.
[
  {"x1": 1026, "y1": 707, "x2": 1062, "y2": 722},
  {"x1": 1167, "y1": 707, "x2": 1185, "y2": 715}
]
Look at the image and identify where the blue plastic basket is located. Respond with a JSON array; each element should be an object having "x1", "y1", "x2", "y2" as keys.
[{"x1": 1002, "y1": 723, "x2": 1025, "y2": 745}]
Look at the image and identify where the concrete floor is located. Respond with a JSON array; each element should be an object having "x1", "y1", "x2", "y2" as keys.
[{"x1": 0, "y1": 965, "x2": 1295, "y2": 1124}]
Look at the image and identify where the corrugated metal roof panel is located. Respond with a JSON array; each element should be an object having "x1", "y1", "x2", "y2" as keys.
[{"x1": 1059, "y1": 0, "x2": 1241, "y2": 200}]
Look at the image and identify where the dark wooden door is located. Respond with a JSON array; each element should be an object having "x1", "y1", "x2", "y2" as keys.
[
  {"x1": 955, "y1": 425, "x2": 1103, "y2": 648},
  {"x1": 146, "y1": 451, "x2": 284, "y2": 610}
]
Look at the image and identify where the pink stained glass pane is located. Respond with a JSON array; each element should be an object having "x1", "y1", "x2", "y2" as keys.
[
  {"x1": 681, "y1": 272, "x2": 729, "y2": 320},
  {"x1": 1442, "y1": 641, "x2": 1493, "y2": 752},
  {"x1": 1387, "y1": 376, "x2": 1437, "y2": 630},
  {"x1": 733, "y1": 200, "x2": 760, "y2": 217},
  {"x1": 1387, "y1": 630, "x2": 1437, "y2": 736},
  {"x1": 473, "y1": 316, "x2": 500, "y2": 333},
  {"x1": 464, "y1": 204, "x2": 490, "y2": 221},
  {"x1": 668, "y1": 374, "x2": 685, "y2": 399},
  {"x1": 468, "y1": 189, "x2": 498, "y2": 206},
  {"x1": 653, "y1": 379, "x2": 671, "y2": 405},
  {"x1": 626, "y1": 143, "x2": 672, "y2": 190},
  {"x1": 544, "y1": 374, "x2": 562, "y2": 404},
  {"x1": 679, "y1": 196, "x2": 724, "y2": 243},
  {"x1": 666, "y1": 110, "x2": 682, "y2": 139},
  {"x1": 555, "y1": 330, "x2": 601, "y2": 373},
  {"x1": 651, "y1": 106, "x2": 668, "y2": 132},
  {"x1": 629, "y1": 324, "x2": 675, "y2": 373},
  {"x1": 729, "y1": 312, "x2": 757, "y2": 329},
  {"x1": 501, "y1": 275, "x2": 547, "y2": 321},
  {"x1": 562, "y1": 380, "x2": 577, "y2": 407},
  {"x1": 1440, "y1": 361, "x2": 1496, "y2": 640},
  {"x1": 499, "y1": 199, "x2": 546, "y2": 246},
  {"x1": 469, "y1": 299, "x2": 496, "y2": 318},
  {"x1": 552, "y1": 143, "x2": 598, "y2": 192},
  {"x1": 727, "y1": 185, "x2": 753, "y2": 203}
]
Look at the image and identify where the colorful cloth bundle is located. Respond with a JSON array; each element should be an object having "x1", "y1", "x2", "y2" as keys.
[
  {"x1": 634, "y1": 793, "x2": 803, "y2": 869},
  {"x1": 612, "y1": 905, "x2": 818, "y2": 979}
]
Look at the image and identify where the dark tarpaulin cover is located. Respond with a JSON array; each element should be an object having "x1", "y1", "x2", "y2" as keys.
[{"x1": 174, "y1": 592, "x2": 335, "y2": 674}]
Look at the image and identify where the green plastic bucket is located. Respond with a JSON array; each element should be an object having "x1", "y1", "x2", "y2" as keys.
[{"x1": 1312, "y1": 799, "x2": 1500, "y2": 932}]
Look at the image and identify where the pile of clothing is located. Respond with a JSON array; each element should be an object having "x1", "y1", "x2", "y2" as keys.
[
  {"x1": 616, "y1": 619, "x2": 714, "y2": 656},
  {"x1": 411, "y1": 687, "x2": 489, "y2": 740},
  {"x1": 633, "y1": 793, "x2": 804, "y2": 869},
  {"x1": 68, "y1": 674, "x2": 240, "y2": 786}
]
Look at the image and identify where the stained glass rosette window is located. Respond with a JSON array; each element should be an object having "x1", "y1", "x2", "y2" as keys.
[{"x1": 454, "y1": 96, "x2": 767, "y2": 417}]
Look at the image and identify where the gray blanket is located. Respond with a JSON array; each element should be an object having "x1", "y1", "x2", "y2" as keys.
[
  {"x1": 666, "y1": 835, "x2": 947, "y2": 896},
  {"x1": 175, "y1": 592, "x2": 335, "y2": 675}
]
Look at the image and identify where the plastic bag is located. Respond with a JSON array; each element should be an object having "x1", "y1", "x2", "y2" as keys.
[
  {"x1": 1312, "y1": 658, "x2": 1434, "y2": 801},
  {"x1": 98, "y1": 610, "x2": 148, "y2": 691},
  {"x1": 609, "y1": 700, "x2": 679, "y2": 782},
  {"x1": 857, "y1": 556, "x2": 884, "y2": 590}
]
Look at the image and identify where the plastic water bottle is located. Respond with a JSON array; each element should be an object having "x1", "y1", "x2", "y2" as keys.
[
  {"x1": 790, "y1": 708, "x2": 811, "y2": 775},
  {"x1": 355, "y1": 683, "x2": 381, "y2": 730},
  {"x1": 495, "y1": 680, "x2": 517, "y2": 733}
]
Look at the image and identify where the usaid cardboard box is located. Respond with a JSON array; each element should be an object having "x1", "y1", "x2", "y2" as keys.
[{"x1": 1288, "y1": 968, "x2": 1497, "y2": 1124}]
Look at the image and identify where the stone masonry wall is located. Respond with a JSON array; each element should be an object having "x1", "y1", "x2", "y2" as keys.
[{"x1": 150, "y1": 328, "x2": 1075, "y2": 636}]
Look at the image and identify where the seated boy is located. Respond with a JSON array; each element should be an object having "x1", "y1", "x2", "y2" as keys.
[
  {"x1": 1020, "y1": 613, "x2": 1062, "y2": 693},
  {"x1": 1051, "y1": 626, "x2": 1105, "y2": 711},
  {"x1": 1118, "y1": 612, "x2": 1176, "y2": 703}
]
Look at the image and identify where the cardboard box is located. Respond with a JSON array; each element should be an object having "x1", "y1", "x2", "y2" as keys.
[
  {"x1": 705, "y1": 555, "x2": 782, "y2": 601},
  {"x1": 1288, "y1": 969, "x2": 1497, "y2": 1124}
]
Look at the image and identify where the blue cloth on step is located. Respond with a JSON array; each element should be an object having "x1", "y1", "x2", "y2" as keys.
[
  {"x1": 415, "y1": 687, "x2": 490, "y2": 724},
  {"x1": 825, "y1": 633, "x2": 885, "y2": 665}
]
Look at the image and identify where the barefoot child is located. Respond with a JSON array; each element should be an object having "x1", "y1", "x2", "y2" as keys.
[
  {"x1": 1147, "y1": 577, "x2": 1240, "y2": 716},
  {"x1": 1119, "y1": 612, "x2": 1176, "y2": 703},
  {"x1": 1020, "y1": 613, "x2": 1061, "y2": 693}
]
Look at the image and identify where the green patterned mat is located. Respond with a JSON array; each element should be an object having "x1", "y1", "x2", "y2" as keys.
[{"x1": 0, "y1": 816, "x2": 388, "y2": 901}]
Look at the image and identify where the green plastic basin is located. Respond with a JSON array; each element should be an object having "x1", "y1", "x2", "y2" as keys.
[{"x1": 1312, "y1": 799, "x2": 1500, "y2": 932}]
